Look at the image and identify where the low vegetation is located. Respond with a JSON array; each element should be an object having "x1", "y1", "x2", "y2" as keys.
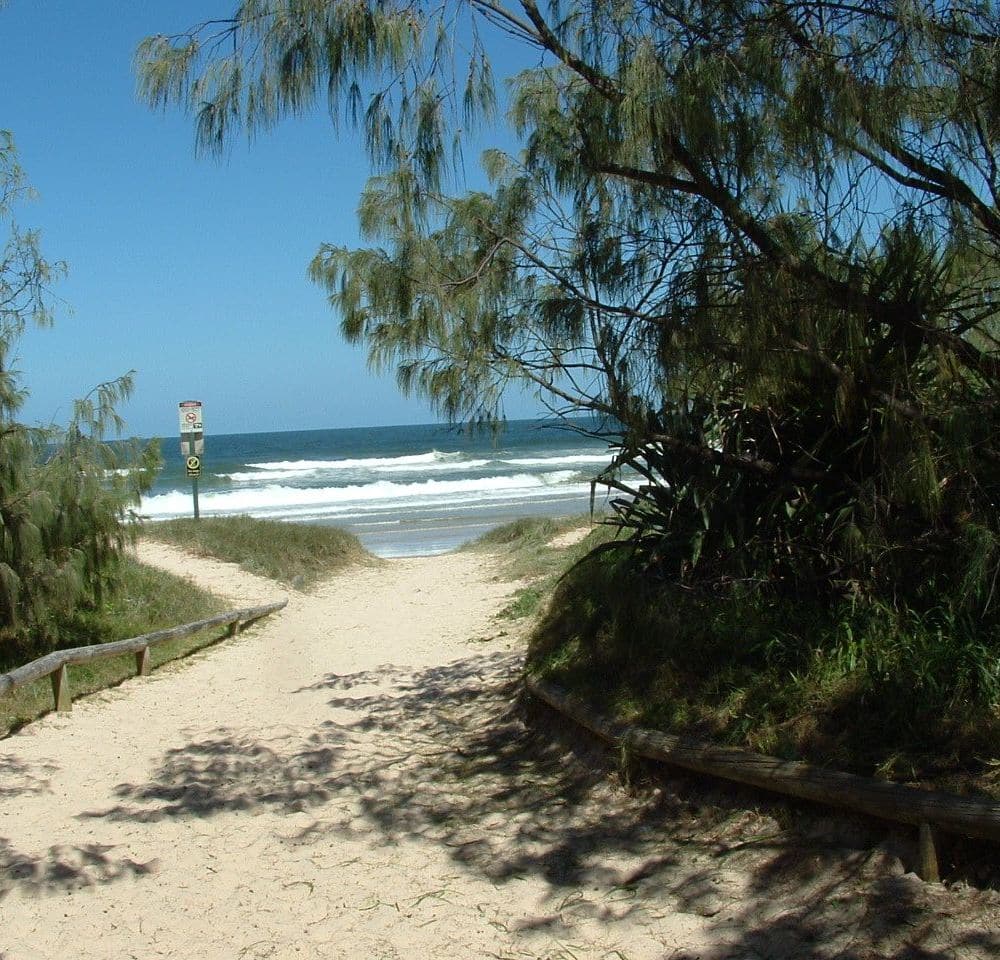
[
  {"x1": 526, "y1": 543, "x2": 1000, "y2": 800},
  {"x1": 473, "y1": 519, "x2": 1000, "y2": 799},
  {"x1": 467, "y1": 515, "x2": 596, "y2": 577},
  {"x1": 142, "y1": 515, "x2": 374, "y2": 589},
  {"x1": 0, "y1": 556, "x2": 228, "y2": 735}
]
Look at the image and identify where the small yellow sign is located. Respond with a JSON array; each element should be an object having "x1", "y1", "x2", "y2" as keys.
[{"x1": 186, "y1": 455, "x2": 201, "y2": 477}]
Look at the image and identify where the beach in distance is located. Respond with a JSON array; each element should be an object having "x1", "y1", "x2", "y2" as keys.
[{"x1": 143, "y1": 417, "x2": 617, "y2": 556}]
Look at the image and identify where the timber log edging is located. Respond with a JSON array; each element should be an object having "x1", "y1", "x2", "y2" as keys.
[{"x1": 526, "y1": 675, "x2": 1000, "y2": 881}]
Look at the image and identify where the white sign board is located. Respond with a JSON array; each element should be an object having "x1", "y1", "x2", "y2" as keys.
[{"x1": 178, "y1": 400, "x2": 203, "y2": 433}]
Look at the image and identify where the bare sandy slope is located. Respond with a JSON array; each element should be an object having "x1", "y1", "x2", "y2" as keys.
[{"x1": 2, "y1": 543, "x2": 999, "y2": 960}]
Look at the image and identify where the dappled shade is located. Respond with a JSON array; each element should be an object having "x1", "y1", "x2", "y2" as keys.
[{"x1": 73, "y1": 650, "x2": 1000, "y2": 958}]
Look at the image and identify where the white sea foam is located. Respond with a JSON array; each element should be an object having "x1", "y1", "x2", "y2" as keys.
[
  {"x1": 248, "y1": 450, "x2": 459, "y2": 471},
  {"x1": 503, "y1": 453, "x2": 613, "y2": 467},
  {"x1": 220, "y1": 460, "x2": 495, "y2": 482},
  {"x1": 377, "y1": 453, "x2": 613, "y2": 473},
  {"x1": 233, "y1": 448, "x2": 612, "y2": 478},
  {"x1": 219, "y1": 467, "x2": 323, "y2": 482},
  {"x1": 374, "y1": 458, "x2": 493, "y2": 474},
  {"x1": 141, "y1": 471, "x2": 588, "y2": 521}
]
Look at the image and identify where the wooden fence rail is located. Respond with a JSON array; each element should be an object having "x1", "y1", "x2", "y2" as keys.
[
  {"x1": 527, "y1": 676, "x2": 1000, "y2": 881},
  {"x1": 0, "y1": 599, "x2": 287, "y2": 713}
]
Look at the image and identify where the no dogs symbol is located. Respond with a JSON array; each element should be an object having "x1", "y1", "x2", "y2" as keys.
[{"x1": 186, "y1": 455, "x2": 201, "y2": 477}]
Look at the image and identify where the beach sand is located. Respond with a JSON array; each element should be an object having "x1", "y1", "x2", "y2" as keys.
[{"x1": 2, "y1": 543, "x2": 998, "y2": 959}]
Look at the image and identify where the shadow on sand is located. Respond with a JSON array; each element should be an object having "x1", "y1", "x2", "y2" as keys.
[
  {"x1": 0, "y1": 837, "x2": 158, "y2": 900},
  {"x1": 12, "y1": 650, "x2": 991, "y2": 956},
  {"x1": 0, "y1": 755, "x2": 57, "y2": 799}
]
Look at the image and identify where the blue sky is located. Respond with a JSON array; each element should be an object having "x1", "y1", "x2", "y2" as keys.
[{"x1": 1, "y1": 1, "x2": 538, "y2": 438}]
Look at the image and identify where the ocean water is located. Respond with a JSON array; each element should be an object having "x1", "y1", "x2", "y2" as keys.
[{"x1": 142, "y1": 418, "x2": 617, "y2": 557}]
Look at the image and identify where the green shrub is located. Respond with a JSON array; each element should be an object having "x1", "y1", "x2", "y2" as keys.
[{"x1": 528, "y1": 544, "x2": 1000, "y2": 788}]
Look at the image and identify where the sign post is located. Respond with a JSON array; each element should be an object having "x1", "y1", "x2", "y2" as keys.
[{"x1": 178, "y1": 401, "x2": 203, "y2": 520}]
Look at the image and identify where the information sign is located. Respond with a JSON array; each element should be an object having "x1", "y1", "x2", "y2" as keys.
[{"x1": 178, "y1": 400, "x2": 203, "y2": 433}]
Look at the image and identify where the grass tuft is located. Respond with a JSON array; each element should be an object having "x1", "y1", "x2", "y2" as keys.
[
  {"x1": 497, "y1": 585, "x2": 546, "y2": 620},
  {"x1": 141, "y1": 515, "x2": 376, "y2": 588},
  {"x1": 465, "y1": 515, "x2": 617, "y2": 625}
]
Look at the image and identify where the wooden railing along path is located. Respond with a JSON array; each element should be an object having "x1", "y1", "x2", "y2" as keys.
[
  {"x1": 528, "y1": 676, "x2": 1000, "y2": 881},
  {"x1": 0, "y1": 600, "x2": 287, "y2": 714}
]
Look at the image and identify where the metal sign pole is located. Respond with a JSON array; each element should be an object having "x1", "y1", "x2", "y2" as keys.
[{"x1": 179, "y1": 400, "x2": 204, "y2": 521}]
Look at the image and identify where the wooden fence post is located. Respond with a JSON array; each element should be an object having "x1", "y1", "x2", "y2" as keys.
[
  {"x1": 918, "y1": 822, "x2": 940, "y2": 882},
  {"x1": 135, "y1": 647, "x2": 151, "y2": 677},
  {"x1": 51, "y1": 664, "x2": 71, "y2": 712}
]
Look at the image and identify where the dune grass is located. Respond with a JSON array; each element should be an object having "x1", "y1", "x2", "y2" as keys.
[
  {"x1": 467, "y1": 516, "x2": 1000, "y2": 797},
  {"x1": 141, "y1": 515, "x2": 375, "y2": 589},
  {"x1": 526, "y1": 542, "x2": 1000, "y2": 798},
  {"x1": 1, "y1": 556, "x2": 230, "y2": 736}
]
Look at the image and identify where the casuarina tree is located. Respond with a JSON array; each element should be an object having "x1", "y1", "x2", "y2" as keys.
[
  {"x1": 136, "y1": 2, "x2": 999, "y2": 632},
  {"x1": 0, "y1": 132, "x2": 158, "y2": 662}
]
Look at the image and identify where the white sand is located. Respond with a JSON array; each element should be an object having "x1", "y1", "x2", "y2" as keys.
[{"x1": 2, "y1": 544, "x2": 998, "y2": 959}]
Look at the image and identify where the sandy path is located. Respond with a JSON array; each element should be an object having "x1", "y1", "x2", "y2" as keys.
[{"x1": 2, "y1": 544, "x2": 999, "y2": 959}]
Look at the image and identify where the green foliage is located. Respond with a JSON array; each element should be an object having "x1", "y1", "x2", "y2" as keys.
[
  {"x1": 497, "y1": 584, "x2": 545, "y2": 621},
  {"x1": 465, "y1": 515, "x2": 621, "y2": 625},
  {"x1": 57, "y1": 555, "x2": 226, "y2": 651},
  {"x1": 140, "y1": 4, "x2": 1000, "y2": 751},
  {"x1": 529, "y1": 545, "x2": 1000, "y2": 788},
  {"x1": 0, "y1": 555, "x2": 229, "y2": 734},
  {"x1": 142, "y1": 515, "x2": 374, "y2": 588},
  {"x1": 0, "y1": 132, "x2": 158, "y2": 662}
]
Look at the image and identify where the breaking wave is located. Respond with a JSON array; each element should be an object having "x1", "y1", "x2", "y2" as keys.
[{"x1": 141, "y1": 471, "x2": 590, "y2": 522}]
